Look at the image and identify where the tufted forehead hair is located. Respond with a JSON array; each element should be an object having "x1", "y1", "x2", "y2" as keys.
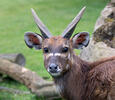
[{"x1": 42, "y1": 36, "x2": 70, "y2": 48}]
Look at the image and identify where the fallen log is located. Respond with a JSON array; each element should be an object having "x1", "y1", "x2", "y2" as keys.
[
  {"x1": 0, "y1": 53, "x2": 25, "y2": 66},
  {"x1": 0, "y1": 59, "x2": 60, "y2": 99},
  {"x1": 0, "y1": 86, "x2": 30, "y2": 95}
]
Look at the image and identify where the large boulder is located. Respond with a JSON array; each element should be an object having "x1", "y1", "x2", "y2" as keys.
[
  {"x1": 80, "y1": 2, "x2": 115, "y2": 62},
  {"x1": 80, "y1": 40, "x2": 115, "y2": 62},
  {"x1": 94, "y1": 2, "x2": 115, "y2": 31}
]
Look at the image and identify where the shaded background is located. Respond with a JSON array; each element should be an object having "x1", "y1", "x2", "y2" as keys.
[{"x1": 0, "y1": 0, "x2": 109, "y2": 100}]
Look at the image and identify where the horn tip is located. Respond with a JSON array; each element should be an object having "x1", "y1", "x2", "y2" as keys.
[
  {"x1": 83, "y1": 6, "x2": 86, "y2": 9},
  {"x1": 31, "y1": 8, "x2": 35, "y2": 13},
  {"x1": 82, "y1": 6, "x2": 86, "y2": 11}
]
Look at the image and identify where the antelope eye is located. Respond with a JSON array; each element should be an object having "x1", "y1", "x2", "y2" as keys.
[
  {"x1": 62, "y1": 47, "x2": 68, "y2": 53},
  {"x1": 43, "y1": 47, "x2": 49, "y2": 53}
]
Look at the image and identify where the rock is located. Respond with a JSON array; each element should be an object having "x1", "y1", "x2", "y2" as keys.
[
  {"x1": 80, "y1": 2, "x2": 115, "y2": 62},
  {"x1": 94, "y1": 2, "x2": 115, "y2": 31},
  {"x1": 93, "y1": 21, "x2": 115, "y2": 48},
  {"x1": 79, "y1": 40, "x2": 115, "y2": 62}
]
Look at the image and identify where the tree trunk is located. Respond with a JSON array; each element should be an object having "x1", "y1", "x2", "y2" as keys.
[{"x1": 0, "y1": 58, "x2": 60, "y2": 99}]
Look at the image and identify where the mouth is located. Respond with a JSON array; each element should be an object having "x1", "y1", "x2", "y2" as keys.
[
  {"x1": 49, "y1": 72, "x2": 61, "y2": 77},
  {"x1": 47, "y1": 68, "x2": 62, "y2": 77}
]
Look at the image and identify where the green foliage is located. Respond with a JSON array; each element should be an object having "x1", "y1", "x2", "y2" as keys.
[{"x1": 0, "y1": 0, "x2": 109, "y2": 99}]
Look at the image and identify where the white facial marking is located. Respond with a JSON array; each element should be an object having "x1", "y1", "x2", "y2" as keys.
[
  {"x1": 49, "y1": 53, "x2": 53, "y2": 56},
  {"x1": 47, "y1": 66, "x2": 62, "y2": 77},
  {"x1": 54, "y1": 53, "x2": 61, "y2": 56},
  {"x1": 45, "y1": 53, "x2": 53, "y2": 59},
  {"x1": 47, "y1": 69, "x2": 61, "y2": 77},
  {"x1": 50, "y1": 72, "x2": 61, "y2": 77},
  {"x1": 45, "y1": 52, "x2": 68, "y2": 60},
  {"x1": 46, "y1": 53, "x2": 62, "y2": 58}
]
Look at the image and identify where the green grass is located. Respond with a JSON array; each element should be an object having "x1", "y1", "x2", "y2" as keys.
[{"x1": 0, "y1": 0, "x2": 109, "y2": 100}]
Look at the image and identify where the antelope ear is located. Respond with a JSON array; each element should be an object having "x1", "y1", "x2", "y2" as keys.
[
  {"x1": 72, "y1": 32, "x2": 90, "y2": 49},
  {"x1": 24, "y1": 32, "x2": 43, "y2": 50}
]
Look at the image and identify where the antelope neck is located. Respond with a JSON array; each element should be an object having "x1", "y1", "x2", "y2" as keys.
[{"x1": 54, "y1": 54, "x2": 90, "y2": 100}]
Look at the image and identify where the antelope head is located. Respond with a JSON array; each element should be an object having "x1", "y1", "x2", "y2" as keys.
[{"x1": 24, "y1": 7, "x2": 90, "y2": 77}]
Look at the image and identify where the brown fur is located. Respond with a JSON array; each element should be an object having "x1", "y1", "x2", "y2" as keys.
[
  {"x1": 25, "y1": 35, "x2": 115, "y2": 100},
  {"x1": 90, "y1": 56, "x2": 115, "y2": 69},
  {"x1": 53, "y1": 52, "x2": 115, "y2": 100},
  {"x1": 42, "y1": 36, "x2": 115, "y2": 100},
  {"x1": 25, "y1": 7, "x2": 115, "y2": 100},
  {"x1": 42, "y1": 36, "x2": 68, "y2": 49}
]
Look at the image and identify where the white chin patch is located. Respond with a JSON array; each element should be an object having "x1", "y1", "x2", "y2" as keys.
[
  {"x1": 50, "y1": 72, "x2": 61, "y2": 77},
  {"x1": 47, "y1": 68, "x2": 61, "y2": 77}
]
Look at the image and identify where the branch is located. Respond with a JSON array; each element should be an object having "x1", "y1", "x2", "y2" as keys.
[
  {"x1": 0, "y1": 86, "x2": 30, "y2": 95},
  {"x1": 0, "y1": 59, "x2": 60, "y2": 99}
]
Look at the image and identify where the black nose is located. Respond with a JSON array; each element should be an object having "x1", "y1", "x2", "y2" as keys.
[{"x1": 49, "y1": 63, "x2": 58, "y2": 73}]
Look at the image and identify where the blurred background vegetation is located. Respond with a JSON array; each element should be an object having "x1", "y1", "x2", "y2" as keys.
[{"x1": 0, "y1": 0, "x2": 109, "y2": 100}]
